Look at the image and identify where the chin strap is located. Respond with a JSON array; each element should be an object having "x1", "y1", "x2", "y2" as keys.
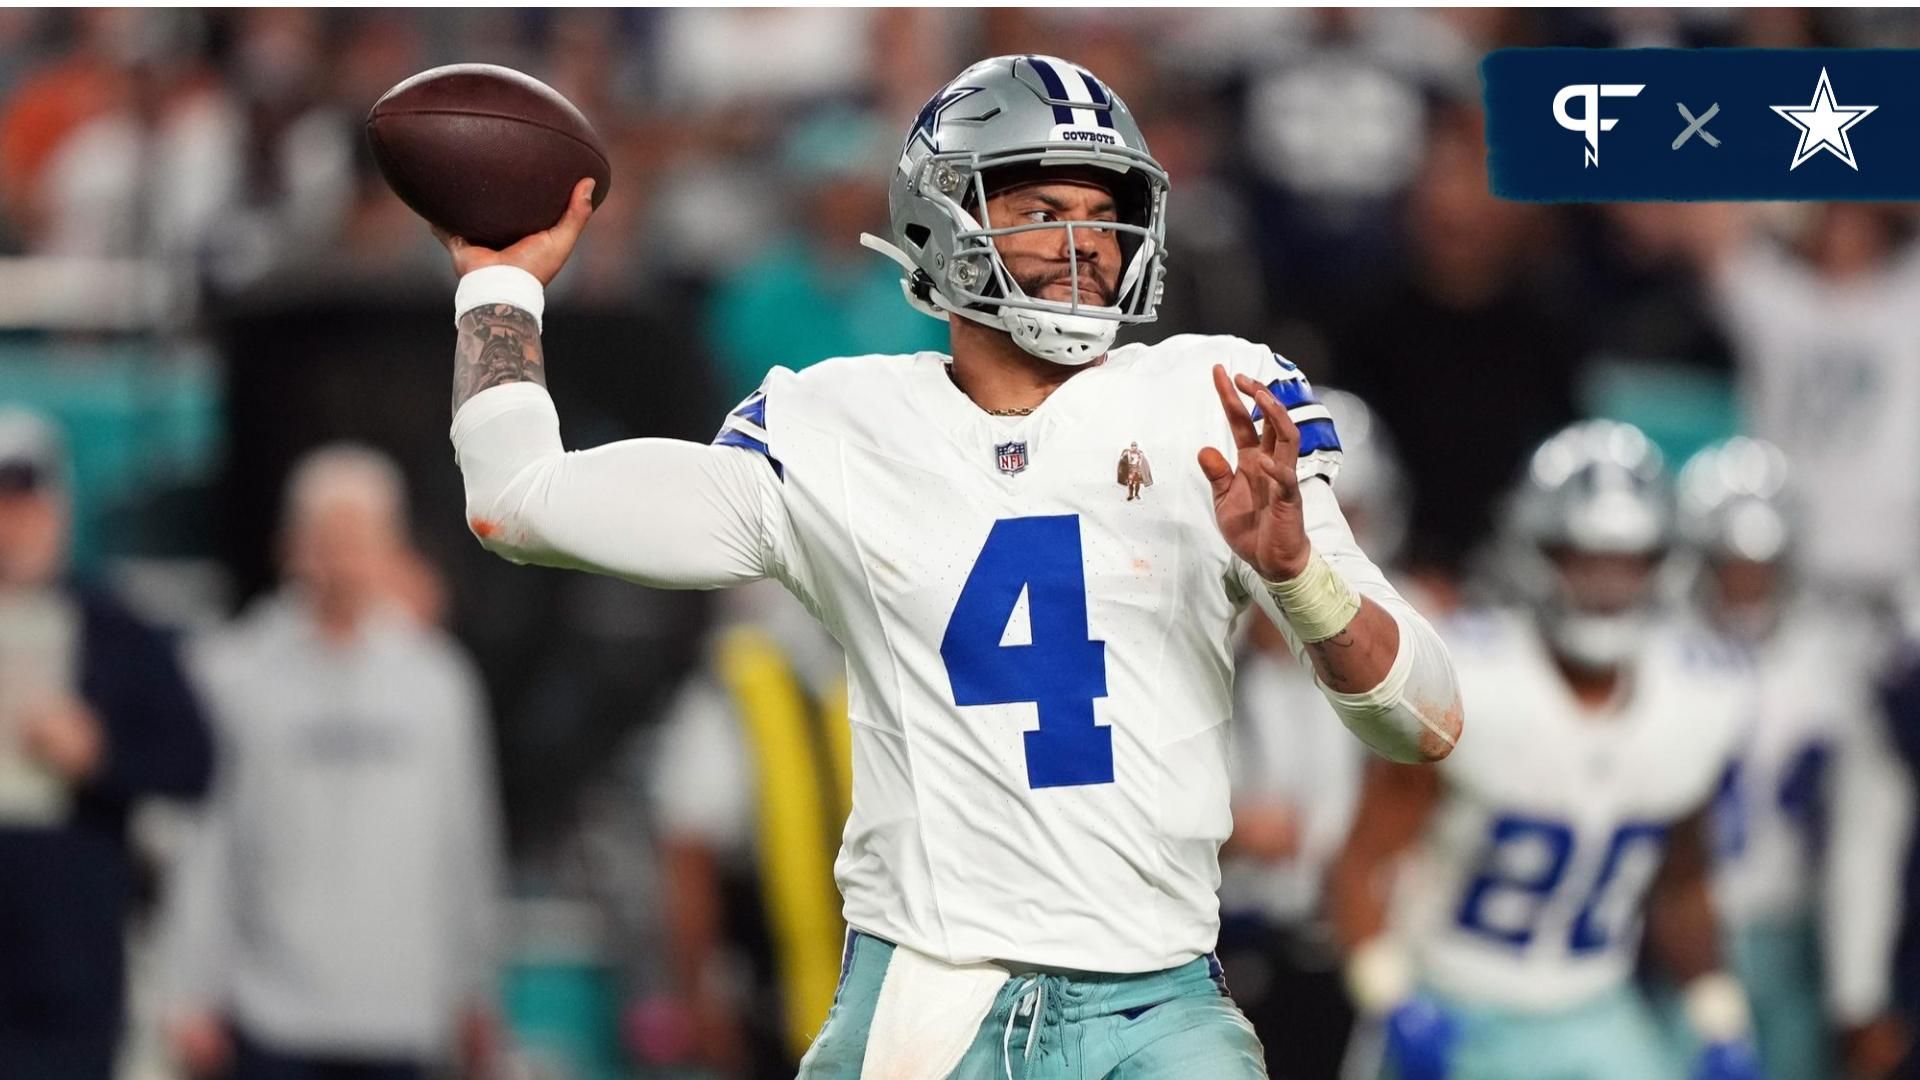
[{"x1": 859, "y1": 233, "x2": 950, "y2": 323}]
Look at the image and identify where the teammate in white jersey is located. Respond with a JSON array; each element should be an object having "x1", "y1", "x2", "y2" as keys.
[
  {"x1": 1329, "y1": 421, "x2": 1760, "y2": 1080},
  {"x1": 436, "y1": 55, "x2": 1461, "y2": 1078},
  {"x1": 1676, "y1": 438, "x2": 1915, "y2": 1080}
]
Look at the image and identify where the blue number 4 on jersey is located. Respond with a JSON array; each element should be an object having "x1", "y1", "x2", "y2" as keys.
[{"x1": 941, "y1": 515, "x2": 1114, "y2": 789}]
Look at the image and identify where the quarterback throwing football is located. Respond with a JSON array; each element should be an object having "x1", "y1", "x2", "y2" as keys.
[{"x1": 439, "y1": 56, "x2": 1461, "y2": 1077}]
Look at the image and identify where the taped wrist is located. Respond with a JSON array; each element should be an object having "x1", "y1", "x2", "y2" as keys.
[
  {"x1": 455, "y1": 265, "x2": 545, "y2": 331},
  {"x1": 1346, "y1": 937, "x2": 1415, "y2": 1016},
  {"x1": 1263, "y1": 550, "x2": 1362, "y2": 643},
  {"x1": 1683, "y1": 972, "x2": 1752, "y2": 1043}
]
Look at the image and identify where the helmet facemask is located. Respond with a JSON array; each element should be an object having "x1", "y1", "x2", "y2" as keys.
[{"x1": 920, "y1": 151, "x2": 1167, "y2": 365}]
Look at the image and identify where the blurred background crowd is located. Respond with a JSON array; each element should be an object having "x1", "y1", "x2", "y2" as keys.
[{"x1": 4, "y1": 6, "x2": 1920, "y2": 1079}]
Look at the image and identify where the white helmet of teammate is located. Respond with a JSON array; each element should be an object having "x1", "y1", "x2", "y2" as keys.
[
  {"x1": 1676, "y1": 437, "x2": 1793, "y2": 641},
  {"x1": 860, "y1": 55, "x2": 1170, "y2": 366},
  {"x1": 1318, "y1": 388, "x2": 1408, "y2": 567},
  {"x1": 1500, "y1": 420, "x2": 1674, "y2": 671}
]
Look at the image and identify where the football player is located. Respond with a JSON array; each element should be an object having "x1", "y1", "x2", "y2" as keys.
[
  {"x1": 1329, "y1": 421, "x2": 1759, "y2": 1080},
  {"x1": 437, "y1": 55, "x2": 1461, "y2": 1077},
  {"x1": 1678, "y1": 438, "x2": 1915, "y2": 1080}
]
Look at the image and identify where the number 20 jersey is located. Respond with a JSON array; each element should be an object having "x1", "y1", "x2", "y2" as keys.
[
  {"x1": 712, "y1": 334, "x2": 1374, "y2": 973},
  {"x1": 1397, "y1": 611, "x2": 1748, "y2": 1010}
]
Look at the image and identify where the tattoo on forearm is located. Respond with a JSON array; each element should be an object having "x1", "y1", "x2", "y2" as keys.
[
  {"x1": 1307, "y1": 631, "x2": 1366, "y2": 692},
  {"x1": 452, "y1": 304, "x2": 545, "y2": 415}
]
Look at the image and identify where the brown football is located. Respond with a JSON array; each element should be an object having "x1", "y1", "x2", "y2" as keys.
[{"x1": 366, "y1": 63, "x2": 611, "y2": 251}]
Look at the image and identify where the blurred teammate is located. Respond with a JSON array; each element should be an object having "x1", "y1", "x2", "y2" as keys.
[
  {"x1": 648, "y1": 581, "x2": 850, "y2": 1076},
  {"x1": 1217, "y1": 389, "x2": 1414, "y2": 1078},
  {"x1": 1329, "y1": 422, "x2": 1759, "y2": 1080},
  {"x1": 0, "y1": 408, "x2": 214, "y2": 1080},
  {"x1": 160, "y1": 445, "x2": 504, "y2": 1080},
  {"x1": 440, "y1": 55, "x2": 1461, "y2": 1077},
  {"x1": 1678, "y1": 438, "x2": 1915, "y2": 1080}
]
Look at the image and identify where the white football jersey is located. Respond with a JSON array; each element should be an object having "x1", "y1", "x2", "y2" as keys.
[
  {"x1": 1699, "y1": 600, "x2": 1914, "y2": 1023},
  {"x1": 706, "y1": 334, "x2": 1381, "y2": 971},
  {"x1": 1703, "y1": 603, "x2": 1877, "y2": 924},
  {"x1": 1397, "y1": 610, "x2": 1748, "y2": 1011}
]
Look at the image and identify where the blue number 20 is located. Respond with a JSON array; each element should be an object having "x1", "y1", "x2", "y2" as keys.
[
  {"x1": 941, "y1": 516, "x2": 1111, "y2": 789},
  {"x1": 1456, "y1": 814, "x2": 1667, "y2": 954}
]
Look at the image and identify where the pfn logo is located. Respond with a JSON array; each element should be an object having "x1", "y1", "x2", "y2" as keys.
[{"x1": 1553, "y1": 83, "x2": 1644, "y2": 167}]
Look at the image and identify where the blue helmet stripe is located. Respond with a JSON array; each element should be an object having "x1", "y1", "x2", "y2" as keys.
[
  {"x1": 1024, "y1": 56, "x2": 1079, "y2": 125},
  {"x1": 1074, "y1": 65, "x2": 1117, "y2": 129}
]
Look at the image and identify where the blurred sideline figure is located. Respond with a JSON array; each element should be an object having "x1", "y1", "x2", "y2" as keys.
[
  {"x1": 159, "y1": 444, "x2": 505, "y2": 1080},
  {"x1": 1330, "y1": 422, "x2": 1760, "y2": 1080},
  {"x1": 0, "y1": 407, "x2": 215, "y2": 1080},
  {"x1": 646, "y1": 580, "x2": 849, "y2": 1077},
  {"x1": 1706, "y1": 204, "x2": 1920, "y2": 602},
  {"x1": 1677, "y1": 438, "x2": 1916, "y2": 1080},
  {"x1": 1217, "y1": 389, "x2": 1413, "y2": 1078}
]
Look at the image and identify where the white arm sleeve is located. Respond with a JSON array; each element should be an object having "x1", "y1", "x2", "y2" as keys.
[
  {"x1": 1822, "y1": 707, "x2": 1915, "y2": 1025},
  {"x1": 1242, "y1": 480, "x2": 1462, "y2": 764},
  {"x1": 450, "y1": 382, "x2": 785, "y2": 589}
]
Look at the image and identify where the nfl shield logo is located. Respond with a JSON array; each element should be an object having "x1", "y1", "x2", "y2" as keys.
[{"x1": 995, "y1": 440, "x2": 1029, "y2": 476}]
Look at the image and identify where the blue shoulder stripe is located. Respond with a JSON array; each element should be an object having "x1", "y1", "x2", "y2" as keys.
[
  {"x1": 714, "y1": 389, "x2": 782, "y2": 479},
  {"x1": 714, "y1": 427, "x2": 784, "y2": 480},
  {"x1": 731, "y1": 392, "x2": 767, "y2": 429},
  {"x1": 1249, "y1": 378, "x2": 1319, "y2": 420},
  {"x1": 1297, "y1": 418, "x2": 1341, "y2": 455}
]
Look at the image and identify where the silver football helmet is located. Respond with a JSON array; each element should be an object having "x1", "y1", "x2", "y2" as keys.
[
  {"x1": 1318, "y1": 388, "x2": 1409, "y2": 567},
  {"x1": 861, "y1": 55, "x2": 1170, "y2": 365},
  {"x1": 1499, "y1": 420, "x2": 1674, "y2": 671},
  {"x1": 1676, "y1": 437, "x2": 1793, "y2": 640}
]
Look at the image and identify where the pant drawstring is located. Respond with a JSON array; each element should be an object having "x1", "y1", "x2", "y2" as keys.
[{"x1": 1001, "y1": 975, "x2": 1050, "y2": 1080}]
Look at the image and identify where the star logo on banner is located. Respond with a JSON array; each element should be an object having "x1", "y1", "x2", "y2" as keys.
[{"x1": 1771, "y1": 68, "x2": 1877, "y2": 171}]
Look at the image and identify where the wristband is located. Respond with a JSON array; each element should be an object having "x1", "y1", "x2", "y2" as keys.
[
  {"x1": 1263, "y1": 550, "x2": 1362, "y2": 643},
  {"x1": 1345, "y1": 937, "x2": 1415, "y2": 1015},
  {"x1": 455, "y1": 265, "x2": 545, "y2": 331},
  {"x1": 1683, "y1": 972, "x2": 1752, "y2": 1043}
]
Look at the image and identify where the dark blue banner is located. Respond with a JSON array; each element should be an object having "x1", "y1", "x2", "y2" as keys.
[{"x1": 1484, "y1": 48, "x2": 1920, "y2": 201}]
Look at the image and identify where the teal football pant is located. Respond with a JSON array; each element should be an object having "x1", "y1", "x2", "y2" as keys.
[
  {"x1": 1729, "y1": 920, "x2": 1831, "y2": 1080},
  {"x1": 796, "y1": 931, "x2": 1269, "y2": 1079},
  {"x1": 1370, "y1": 985, "x2": 1681, "y2": 1080}
]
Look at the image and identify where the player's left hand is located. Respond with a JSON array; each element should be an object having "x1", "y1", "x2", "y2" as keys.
[
  {"x1": 1692, "y1": 1039, "x2": 1763, "y2": 1080},
  {"x1": 1199, "y1": 365, "x2": 1312, "y2": 582}
]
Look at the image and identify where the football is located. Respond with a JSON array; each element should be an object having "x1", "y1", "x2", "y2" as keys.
[{"x1": 366, "y1": 63, "x2": 612, "y2": 251}]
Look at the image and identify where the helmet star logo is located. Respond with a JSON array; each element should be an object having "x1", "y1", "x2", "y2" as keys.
[{"x1": 908, "y1": 86, "x2": 984, "y2": 155}]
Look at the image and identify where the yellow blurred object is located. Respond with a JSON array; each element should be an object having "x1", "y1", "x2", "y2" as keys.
[{"x1": 718, "y1": 625, "x2": 852, "y2": 1062}]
